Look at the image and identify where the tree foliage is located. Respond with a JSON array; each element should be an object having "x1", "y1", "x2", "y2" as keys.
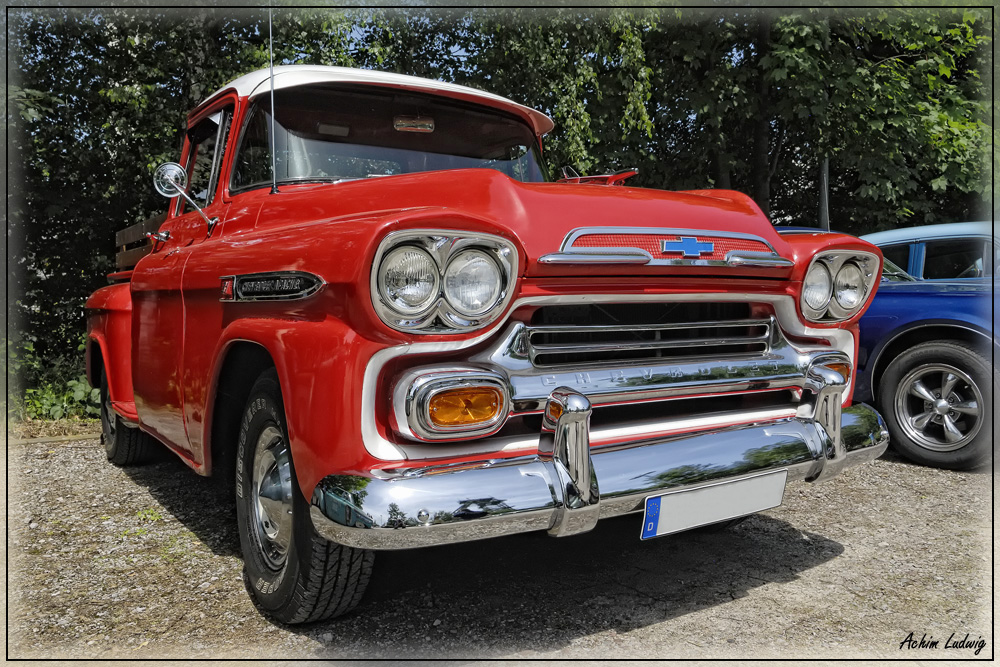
[{"x1": 7, "y1": 7, "x2": 990, "y2": 394}]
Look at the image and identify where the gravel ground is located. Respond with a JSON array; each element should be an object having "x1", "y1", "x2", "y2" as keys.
[{"x1": 7, "y1": 434, "x2": 993, "y2": 660}]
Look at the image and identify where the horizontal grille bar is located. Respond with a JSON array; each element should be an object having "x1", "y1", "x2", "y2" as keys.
[{"x1": 526, "y1": 307, "x2": 772, "y2": 368}]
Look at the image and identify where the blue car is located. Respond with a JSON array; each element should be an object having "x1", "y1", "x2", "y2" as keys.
[
  {"x1": 861, "y1": 221, "x2": 995, "y2": 282},
  {"x1": 854, "y1": 258, "x2": 996, "y2": 469}
]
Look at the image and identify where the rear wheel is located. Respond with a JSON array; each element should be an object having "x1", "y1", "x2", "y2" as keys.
[
  {"x1": 879, "y1": 341, "x2": 995, "y2": 470},
  {"x1": 235, "y1": 369, "x2": 373, "y2": 624},
  {"x1": 100, "y1": 370, "x2": 157, "y2": 466}
]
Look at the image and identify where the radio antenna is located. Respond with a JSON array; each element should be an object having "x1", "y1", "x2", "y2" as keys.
[{"x1": 268, "y1": 6, "x2": 278, "y2": 194}]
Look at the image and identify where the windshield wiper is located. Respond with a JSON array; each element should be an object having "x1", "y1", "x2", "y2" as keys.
[{"x1": 276, "y1": 175, "x2": 395, "y2": 186}]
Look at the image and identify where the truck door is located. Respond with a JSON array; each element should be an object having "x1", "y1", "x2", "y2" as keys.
[{"x1": 131, "y1": 105, "x2": 234, "y2": 457}]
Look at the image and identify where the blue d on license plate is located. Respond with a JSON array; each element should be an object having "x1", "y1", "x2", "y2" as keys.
[{"x1": 640, "y1": 470, "x2": 787, "y2": 540}]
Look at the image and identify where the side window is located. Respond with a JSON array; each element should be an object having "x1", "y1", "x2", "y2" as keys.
[
  {"x1": 232, "y1": 104, "x2": 273, "y2": 191},
  {"x1": 180, "y1": 107, "x2": 233, "y2": 214},
  {"x1": 880, "y1": 244, "x2": 910, "y2": 273},
  {"x1": 923, "y1": 238, "x2": 986, "y2": 280}
]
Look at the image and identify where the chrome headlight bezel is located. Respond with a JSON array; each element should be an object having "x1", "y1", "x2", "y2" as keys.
[
  {"x1": 801, "y1": 250, "x2": 880, "y2": 322},
  {"x1": 370, "y1": 230, "x2": 518, "y2": 333}
]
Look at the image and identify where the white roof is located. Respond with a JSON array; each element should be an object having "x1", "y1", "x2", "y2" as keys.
[
  {"x1": 861, "y1": 221, "x2": 993, "y2": 246},
  {"x1": 199, "y1": 65, "x2": 554, "y2": 135}
]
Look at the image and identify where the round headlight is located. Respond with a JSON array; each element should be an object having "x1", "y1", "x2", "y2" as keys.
[
  {"x1": 803, "y1": 262, "x2": 833, "y2": 311},
  {"x1": 834, "y1": 262, "x2": 865, "y2": 310},
  {"x1": 443, "y1": 250, "x2": 502, "y2": 317},
  {"x1": 378, "y1": 246, "x2": 439, "y2": 314}
]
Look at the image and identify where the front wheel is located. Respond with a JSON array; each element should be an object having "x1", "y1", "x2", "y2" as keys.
[
  {"x1": 235, "y1": 369, "x2": 373, "y2": 624},
  {"x1": 879, "y1": 341, "x2": 995, "y2": 470}
]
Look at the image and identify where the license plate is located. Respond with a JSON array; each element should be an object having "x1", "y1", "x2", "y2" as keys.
[{"x1": 640, "y1": 470, "x2": 788, "y2": 540}]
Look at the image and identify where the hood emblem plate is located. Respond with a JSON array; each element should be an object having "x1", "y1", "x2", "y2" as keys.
[{"x1": 661, "y1": 236, "x2": 715, "y2": 257}]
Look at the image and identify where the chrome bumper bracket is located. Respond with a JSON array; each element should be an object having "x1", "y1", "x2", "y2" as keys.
[{"x1": 540, "y1": 388, "x2": 600, "y2": 537}]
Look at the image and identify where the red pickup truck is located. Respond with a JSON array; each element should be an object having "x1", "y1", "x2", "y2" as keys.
[{"x1": 86, "y1": 65, "x2": 889, "y2": 623}]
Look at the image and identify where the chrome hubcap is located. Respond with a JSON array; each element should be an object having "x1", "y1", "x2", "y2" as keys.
[
  {"x1": 251, "y1": 425, "x2": 294, "y2": 569},
  {"x1": 895, "y1": 364, "x2": 983, "y2": 452}
]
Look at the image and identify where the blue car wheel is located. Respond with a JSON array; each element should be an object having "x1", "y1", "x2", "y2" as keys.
[{"x1": 879, "y1": 341, "x2": 995, "y2": 470}]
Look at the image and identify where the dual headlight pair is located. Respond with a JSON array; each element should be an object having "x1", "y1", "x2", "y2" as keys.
[
  {"x1": 371, "y1": 231, "x2": 518, "y2": 333},
  {"x1": 801, "y1": 251, "x2": 879, "y2": 322}
]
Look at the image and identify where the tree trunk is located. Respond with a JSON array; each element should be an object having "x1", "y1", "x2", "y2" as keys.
[
  {"x1": 751, "y1": 15, "x2": 772, "y2": 218},
  {"x1": 713, "y1": 136, "x2": 731, "y2": 189},
  {"x1": 818, "y1": 156, "x2": 830, "y2": 231}
]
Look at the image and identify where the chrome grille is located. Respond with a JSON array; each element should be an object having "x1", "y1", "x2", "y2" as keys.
[{"x1": 526, "y1": 303, "x2": 771, "y2": 368}]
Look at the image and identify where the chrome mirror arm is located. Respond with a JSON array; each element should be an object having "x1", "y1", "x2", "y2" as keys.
[
  {"x1": 153, "y1": 162, "x2": 219, "y2": 236},
  {"x1": 172, "y1": 188, "x2": 218, "y2": 235}
]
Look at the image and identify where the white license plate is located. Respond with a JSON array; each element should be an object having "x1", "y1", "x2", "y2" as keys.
[{"x1": 640, "y1": 470, "x2": 788, "y2": 540}]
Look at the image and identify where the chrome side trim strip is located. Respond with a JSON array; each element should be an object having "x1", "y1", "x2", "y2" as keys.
[
  {"x1": 726, "y1": 251, "x2": 796, "y2": 268},
  {"x1": 538, "y1": 251, "x2": 651, "y2": 265}
]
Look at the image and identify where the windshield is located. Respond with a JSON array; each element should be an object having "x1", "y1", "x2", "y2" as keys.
[
  {"x1": 231, "y1": 84, "x2": 547, "y2": 191},
  {"x1": 881, "y1": 257, "x2": 915, "y2": 282}
]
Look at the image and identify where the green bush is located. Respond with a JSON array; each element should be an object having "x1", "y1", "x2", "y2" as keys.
[
  {"x1": 7, "y1": 334, "x2": 100, "y2": 421},
  {"x1": 19, "y1": 375, "x2": 101, "y2": 420}
]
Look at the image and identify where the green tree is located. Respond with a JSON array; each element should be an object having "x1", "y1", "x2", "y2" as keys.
[{"x1": 7, "y1": 7, "x2": 989, "y2": 406}]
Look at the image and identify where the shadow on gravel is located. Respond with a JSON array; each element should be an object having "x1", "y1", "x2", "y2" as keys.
[
  {"x1": 120, "y1": 455, "x2": 845, "y2": 658},
  {"x1": 121, "y1": 456, "x2": 241, "y2": 558},
  {"x1": 878, "y1": 445, "x2": 994, "y2": 475},
  {"x1": 296, "y1": 511, "x2": 843, "y2": 657}
]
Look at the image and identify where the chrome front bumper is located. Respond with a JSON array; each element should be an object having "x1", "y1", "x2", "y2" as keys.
[{"x1": 310, "y1": 394, "x2": 889, "y2": 551}]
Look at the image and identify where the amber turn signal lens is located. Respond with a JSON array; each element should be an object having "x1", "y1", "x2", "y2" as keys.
[
  {"x1": 428, "y1": 387, "x2": 502, "y2": 428},
  {"x1": 546, "y1": 402, "x2": 564, "y2": 422},
  {"x1": 825, "y1": 362, "x2": 852, "y2": 381}
]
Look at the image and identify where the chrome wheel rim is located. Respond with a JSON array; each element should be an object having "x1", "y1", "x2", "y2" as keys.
[
  {"x1": 251, "y1": 425, "x2": 294, "y2": 570},
  {"x1": 895, "y1": 363, "x2": 983, "y2": 452}
]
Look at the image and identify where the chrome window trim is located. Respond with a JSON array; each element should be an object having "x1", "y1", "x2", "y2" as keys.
[
  {"x1": 370, "y1": 229, "x2": 519, "y2": 333},
  {"x1": 360, "y1": 292, "x2": 855, "y2": 462},
  {"x1": 179, "y1": 105, "x2": 233, "y2": 216},
  {"x1": 204, "y1": 110, "x2": 228, "y2": 209}
]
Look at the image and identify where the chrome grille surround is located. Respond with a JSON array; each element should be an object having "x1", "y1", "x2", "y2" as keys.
[{"x1": 364, "y1": 292, "x2": 856, "y2": 461}]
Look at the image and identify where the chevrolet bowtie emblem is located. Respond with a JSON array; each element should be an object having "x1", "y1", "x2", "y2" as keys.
[{"x1": 661, "y1": 237, "x2": 714, "y2": 257}]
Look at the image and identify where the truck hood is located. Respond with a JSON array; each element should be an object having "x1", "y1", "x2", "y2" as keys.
[{"x1": 266, "y1": 169, "x2": 794, "y2": 279}]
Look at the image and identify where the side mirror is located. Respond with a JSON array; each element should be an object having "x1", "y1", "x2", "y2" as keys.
[
  {"x1": 152, "y1": 162, "x2": 217, "y2": 236},
  {"x1": 153, "y1": 162, "x2": 188, "y2": 198}
]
